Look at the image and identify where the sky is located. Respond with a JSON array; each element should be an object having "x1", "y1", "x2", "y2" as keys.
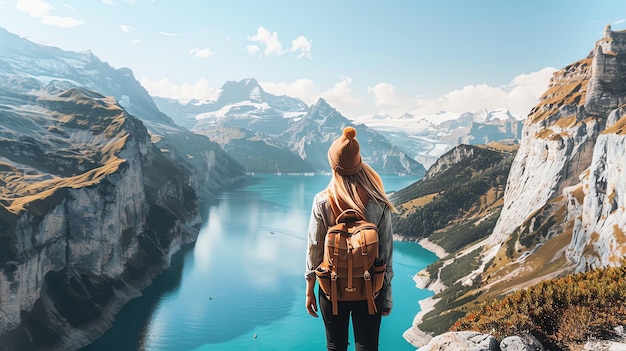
[{"x1": 1, "y1": 0, "x2": 626, "y2": 122}]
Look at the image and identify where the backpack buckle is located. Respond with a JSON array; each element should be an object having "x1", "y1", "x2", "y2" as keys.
[{"x1": 363, "y1": 270, "x2": 371, "y2": 281}]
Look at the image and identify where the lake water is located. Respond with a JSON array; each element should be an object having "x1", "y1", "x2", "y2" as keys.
[{"x1": 81, "y1": 174, "x2": 438, "y2": 351}]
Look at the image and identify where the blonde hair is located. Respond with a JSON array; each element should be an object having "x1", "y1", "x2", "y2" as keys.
[{"x1": 326, "y1": 162, "x2": 397, "y2": 218}]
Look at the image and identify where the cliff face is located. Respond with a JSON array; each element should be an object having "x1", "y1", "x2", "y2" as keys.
[
  {"x1": 400, "y1": 26, "x2": 626, "y2": 346},
  {"x1": 0, "y1": 87, "x2": 204, "y2": 351},
  {"x1": 566, "y1": 27, "x2": 626, "y2": 270},
  {"x1": 0, "y1": 28, "x2": 246, "y2": 351},
  {"x1": 489, "y1": 26, "x2": 626, "y2": 270}
]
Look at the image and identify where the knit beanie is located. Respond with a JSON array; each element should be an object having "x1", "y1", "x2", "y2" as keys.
[{"x1": 328, "y1": 127, "x2": 362, "y2": 176}]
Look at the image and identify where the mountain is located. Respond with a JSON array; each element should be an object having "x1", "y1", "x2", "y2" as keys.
[
  {"x1": 156, "y1": 79, "x2": 427, "y2": 175},
  {"x1": 391, "y1": 143, "x2": 516, "y2": 251},
  {"x1": 283, "y1": 99, "x2": 425, "y2": 175},
  {"x1": 154, "y1": 78, "x2": 309, "y2": 131},
  {"x1": 398, "y1": 25, "x2": 626, "y2": 349},
  {"x1": 357, "y1": 108, "x2": 523, "y2": 168},
  {"x1": 0, "y1": 87, "x2": 200, "y2": 351},
  {"x1": 0, "y1": 28, "x2": 173, "y2": 127},
  {"x1": 0, "y1": 27, "x2": 244, "y2": 201},
  {"x1": 0, "y1": 28, "x2": 245, "y2": 351}
]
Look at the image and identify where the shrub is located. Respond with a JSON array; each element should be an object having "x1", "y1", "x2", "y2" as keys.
[{"x1": 451, "y1": 266, "x2": 626, "y2": 347}]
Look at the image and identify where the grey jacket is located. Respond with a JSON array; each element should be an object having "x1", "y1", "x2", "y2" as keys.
[{"x1": 305, "y1": 191, "x2": 394, "y2": 309}]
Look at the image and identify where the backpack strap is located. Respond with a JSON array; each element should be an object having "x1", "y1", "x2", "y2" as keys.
[
  {"x1": 331, "y1": 229, "x2": 341, "y2": 316},
  {"x1": 328, "y1": 189, "x2": 369, "y2": 223},
  {"x1": 360, "y1": 231, "x2": 377, "y2": 315}
]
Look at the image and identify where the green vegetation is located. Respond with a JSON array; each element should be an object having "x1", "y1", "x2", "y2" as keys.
[
  {"x1": 451, "y1": 266, "x2": 626, "y2": 348},
  {"x1": 419, "y1": 249, "x2": 484, "y2": 334},
  {"x1": 439, "y1": 249, "x2": 482, "y2": 287},
  {"x1": 430, "y1": 212, "x2": 500, "y2": 253},
  {"x1": 391, "y1": 145, "x2": 514, "y2": 244}
]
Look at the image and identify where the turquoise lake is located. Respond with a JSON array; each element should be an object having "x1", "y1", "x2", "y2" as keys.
[{"x1": 81, "y1": 174, "x2": 438, "y2": 351}]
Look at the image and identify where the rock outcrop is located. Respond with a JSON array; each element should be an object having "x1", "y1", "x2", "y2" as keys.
[
  {"x1": 400, "y1": 26, "x2": 626, "y2": 349},
  {"x1": 0, "y1": 87, "x2": 212, "y2": 351},
  {"x1": 0, "y1": 28, "x2": 246, "y2": 349},
  {"x1": 489, "y1": 25, "x2": 626, "y2": 271}
]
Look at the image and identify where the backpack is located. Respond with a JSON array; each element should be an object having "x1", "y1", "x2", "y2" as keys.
[{"x1": 315, "y1": 206, "x2": 387, "y2": 315}]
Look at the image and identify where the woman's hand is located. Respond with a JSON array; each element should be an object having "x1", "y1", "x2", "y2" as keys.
[
  {"x1": 305, "y1": 278, "x2": 318, "y2": 317},
  {"x1": 306, "y1": 292, "x2": 318, "y2": 317},
  {"x1": 382, "y1": 307, "x2": 391, "y2": 316}
]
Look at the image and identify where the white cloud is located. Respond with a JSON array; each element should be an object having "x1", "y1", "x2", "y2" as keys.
[
  {"x1": 262, "y1": 77, "x2": 359, "y2": 116},
  {"x1": 139, "y1": 77, "x2": 217, "y2": 101},
  {"x1": 402, "y1": 67, "x2": 557, "y2": 121},
  {"x1": 261, "y1": 79, "x2": 317, "y2": 105},
  {"x1": 16, "y1": 0, "x2": 84, "y2": 28},
  {"x1": 131, "y1": 39, "x2": 141, "y2": 44},
  {"x1": 158, "y1": 31, "x2": 179, "y2": 37},
  {"x1": 247, "y1": 27, "x2": 312, "y2": 59},
  {"x1": 120, "y1": 25, "x2": 135, "y2": 33},
  {"x1": 101, "y1": 0, "x2": 117, "y2": 5},
  {"x1": 190, "y1": 47, "x2": 215, "y2": 58},
  {"x1": 320, "y1": 76, "x2": 360, "y2": 115},
  {"x1": 615, "y1": 19, "x2": 625, "y2": 25},
  {"x1": 40, "y1": 15, "x2": 85, "y2": 28},
  {"x1": 368, "y1": 82, "x2": 402, "y2": 106},
  {"x1": 246, "y1": 45, "x2": 260, "y2": 56},
  {"x1": 16, "y1": 0, "x2": 52, "y2": 17},
  {"x1": 248, "y1": 26, "x2": 285, "y2": 56},
  {"x1": 291, "y1": 36, "x2": 312, "y2": 59}
]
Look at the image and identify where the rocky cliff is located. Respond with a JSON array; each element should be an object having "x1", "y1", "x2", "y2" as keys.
[
  {"x1": 0, "y1": 28, "x2": 246, "y2": 351},
  {"x1": 488, "y1": 24, "x2": 626, "y2": 274},
  {"x1": 400, "y1": 25, "x2": 626, "y2": 348},
  {"x1": 0, "y1": 87, "x2": 203, "y2": 350},
  {"x1": 0, "y1": 27, "x2": 245, "y2": 201}
]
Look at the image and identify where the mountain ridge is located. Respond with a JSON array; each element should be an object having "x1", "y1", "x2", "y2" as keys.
[
  {"x1": 399, "y1": 25, "x2": 626, "y2": 350},
  {"x1": 163, "y1": 81, "x2": 427, "y2": 175},
  {"x1": 0, "y1": 27, "x2": 245, "y2": 351}
]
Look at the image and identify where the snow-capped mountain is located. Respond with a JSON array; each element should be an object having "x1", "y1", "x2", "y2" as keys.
[
  {"x1": 0, "y1": 27, "x2": 174, "y2": 127},
  {"x1": 354, "y1": 108, "x2": 523, "y2": 167},
  {"x1": 0, "y1": 27, "x2": 245, "y2": 200},
  {"x1": 154, "y1": 78, "x2": 308, "y2": 132},
  {"x1": 156, "y1": 79, "x2": 426, "y2": 175}
]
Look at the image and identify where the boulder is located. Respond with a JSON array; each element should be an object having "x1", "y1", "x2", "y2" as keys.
[{"x1": 419, "y1": 331, "x2": 500, "y2": 351}]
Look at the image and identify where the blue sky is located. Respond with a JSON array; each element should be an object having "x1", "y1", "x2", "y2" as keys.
[{"x1": 1, "y1": 0, "x2": 626, "y2": 121}]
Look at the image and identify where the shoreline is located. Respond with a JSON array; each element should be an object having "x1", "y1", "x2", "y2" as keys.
[
  {"x1": 402, "y1": 296, "x2": 440, "y2": 348},
  {"x1": 417, "y1": 237, "x2": 448, "y2": 259},
  {"x1": 401, "y1": 237, "x2": 448, "y2": 348}
]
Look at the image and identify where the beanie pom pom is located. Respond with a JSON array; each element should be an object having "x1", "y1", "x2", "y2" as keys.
[{"x1": 343, "y1": 127, "x2": 357, "y2": 140}]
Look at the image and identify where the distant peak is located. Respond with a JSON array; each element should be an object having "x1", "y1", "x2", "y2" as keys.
[
  {"x1": 243, "y1": 78, "x2": 259, "y2": 87},
  {"x1": 314, "y1": 98, "x2": 331, "y2": 108},
  {"x1": 221, "y1": 78, "x2": 260, "y2": 89}
]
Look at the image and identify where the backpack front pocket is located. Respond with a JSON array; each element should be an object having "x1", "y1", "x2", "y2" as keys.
[{"x1": 315, "y1": 266, "x2": 332, "y2": 297}]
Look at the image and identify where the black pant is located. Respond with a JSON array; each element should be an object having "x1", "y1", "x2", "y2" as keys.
[{"x1": 319, "y1": 289, "x2": 382, "y2": 351}]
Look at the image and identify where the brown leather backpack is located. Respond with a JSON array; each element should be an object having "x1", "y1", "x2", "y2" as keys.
[{"x1": 315, "y1": 207, "x2": 386, "y2": 315}]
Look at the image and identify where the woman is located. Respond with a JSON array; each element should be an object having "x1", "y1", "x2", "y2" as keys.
[{"x1": 304, "y1": 126, "x2": 396, "y2": 351}]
